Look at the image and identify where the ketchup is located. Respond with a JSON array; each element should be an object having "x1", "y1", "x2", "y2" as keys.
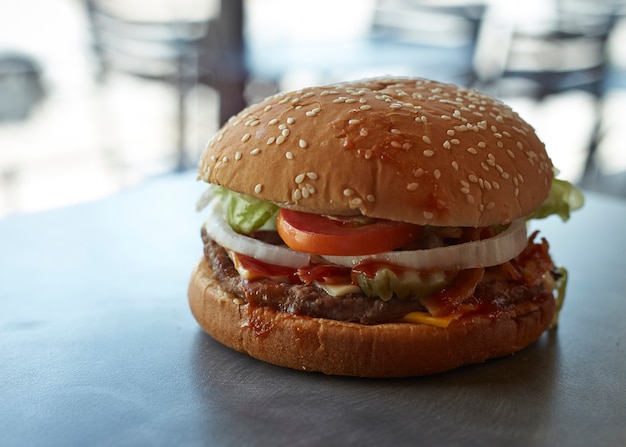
[
  {"x1": 297, "y1": 264, "x2": 353, "y2": 285},
  {"x1": 234, "y1": 253, "x2": 300, "y2": 283}
]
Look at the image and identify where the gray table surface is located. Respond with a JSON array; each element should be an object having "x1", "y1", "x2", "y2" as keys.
[{"x1": 1, "y1": 171, "x2": 625, "y2": 447}]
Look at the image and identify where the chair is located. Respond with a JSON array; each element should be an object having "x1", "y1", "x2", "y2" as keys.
[
  {"x1": 370, "y1": 0, "x2": 487, "y2": 86},
  {"x1": 473, "y1": 0, "x2": 623, "y2": 186},
  {"x1": 84, "y1": 0, "x2": 246, "y2": 170}
]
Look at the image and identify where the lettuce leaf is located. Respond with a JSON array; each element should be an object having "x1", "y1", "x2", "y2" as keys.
[
  {"x1": 215, "y1": 187, "x2": 278, "y2": 234},
  {"x1": 528, "y1": 176, "x2": 584, "y2": 222}
]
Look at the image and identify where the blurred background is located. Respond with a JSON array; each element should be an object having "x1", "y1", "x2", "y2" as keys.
[{"x1": 1, "y1": 0, "x2": 626, "y2": 217}]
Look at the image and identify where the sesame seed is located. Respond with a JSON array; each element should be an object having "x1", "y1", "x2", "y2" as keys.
[
  {"x1": 287, "y1": 117, "x2": 295, "y2": 124},
  {"x1": 407, "y1": 183, "x2": 419, "y2": 191},
  {"x1": 282, "y1": 128, "x2": 290, "y2": 137},
  {"x1": 235, "y1": 151, "x2": 242, "y2": 160},
  {"x1": 268, "y1": 118, "x2": 278, "y2": 125},
  {"x1": 468, "y1": 174, "x2": 478, "y2": 183},
  {"x1": 366, "y1": 194, "x2": 376, "y2": 203},
  {"x1": 467, "y1": 147, "x2": 478, "y2": 155},
  {"x1": 295, "y1": 174, "x2": 305, "y2": 184},
  {"x1": 299, "y1": 139, "x2": 308, "y2": 149},
  {"x1": 466, "y1": 194, "x2": 475, "y2": 204},
  {"x1": 447, "y1": 130, "x2": 455, "y2": 136},
  {"x1": 264, "y1": 105, "x2": 273, "y2": 112},
  {"x1": 423, "y1": 211, "x2": 434, "y2": 220},
  {"x1": 348, "y1": 119, "x2": 361, "y2": 125},
  {"x1": 343, "y1": 188, "x2": 354, "y2": 197},
  {"x1": 422, "y1": 135, "x2": 432, "y2": 144},
  {"x1": 276, "y1": 135, "x2": 286, "y2": 145},
  {"x1": 306, "y1": 172, "x2": 318, "y2": 180},
  {"x1": 441, "y1": 115, "x2": 451, "y2": 120},
  {"x1": 301, "y1": 187, "x2": 310, "y2": 199},
  {"x1": 452, "y1": 161, "x2": 459, "y2": 171},
  {"x1": 450, "y1": 139, "x2": 460, "y2": 145},
  {"x1": 254, "y1": 184, "x2": 263, "y2": 194},
  {"x1": 391, "y1": 129, "x2": 401, "y2": 135},
  {"x1": 434, "y1": 169, "x2": 441, "y2": 179},
  {"x1": 266, "y1": 137, "x2": 275, "y2": 145},
  {"x1": 506, "y1": 149, "x2": 515, "y2": 158},
  {"x1": 360, "y1": 105, "x2": 372, "y2": 110},
  {"x1": 285, "y1": 151, "x2": 293, "y2": 159},
  {"x1": 423, "y1": 150, "x2": 434, "y2": 157},
  {"x1": 250, "y1": 148, "x2": 260, "y2": 155},
  {"x1": 241, "y1": 133, "x2": 251, "y2": 143},
  {"x1": 350, "y1": 198, "x2": 363, "y2": 208},
  {"x1": 461, "y1": 187, "x2": 470, "y2": 194},
  {"x1": 443, "y1": 141, "x2": 451, "y2": 150},
  {"x1": 293, "y1": 189, "x2": 302, "y2": 200}
]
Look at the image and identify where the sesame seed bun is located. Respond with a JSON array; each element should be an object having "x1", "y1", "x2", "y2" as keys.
[
  {"x1": 188, "y1": 258, "x2": 555, "y2": 377},
  {"x1": 198, "y1": 76, "x2": 553, "y2": 227}
]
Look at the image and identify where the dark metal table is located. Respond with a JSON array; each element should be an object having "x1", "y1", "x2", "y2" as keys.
[{"x1": 1, "y1": 171, "x2": 624, "y2": 446}]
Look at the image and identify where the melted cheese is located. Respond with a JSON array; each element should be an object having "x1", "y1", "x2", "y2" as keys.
[
  {"x1": 401, "y1": 311, "x2": 457, "y2": 328},
  {"x1": 317, "y1": 282, "x2": 361, "y2": 297}
]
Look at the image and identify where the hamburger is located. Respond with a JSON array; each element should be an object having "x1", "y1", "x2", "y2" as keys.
[{"x1": 188, "y1": 76, "x2": 583, "y2": 377}]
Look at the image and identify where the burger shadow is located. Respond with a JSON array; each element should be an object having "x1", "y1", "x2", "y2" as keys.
[{"x1": 189, "y1": 328, "x2": 562, "y2": 445}]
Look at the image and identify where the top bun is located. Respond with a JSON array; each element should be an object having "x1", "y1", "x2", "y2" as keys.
[{"x1": 198, "y1": 77, "x2": 553, "y2": 227}]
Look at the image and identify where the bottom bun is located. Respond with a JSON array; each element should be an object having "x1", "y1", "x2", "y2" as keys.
[{"x1": 188, "y1": 259, "x2": 555, "y2": 378}]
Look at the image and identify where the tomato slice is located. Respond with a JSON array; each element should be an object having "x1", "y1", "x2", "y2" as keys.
[{"x1": 276, "y1": 209, "x2": 423, "y2": 256}]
